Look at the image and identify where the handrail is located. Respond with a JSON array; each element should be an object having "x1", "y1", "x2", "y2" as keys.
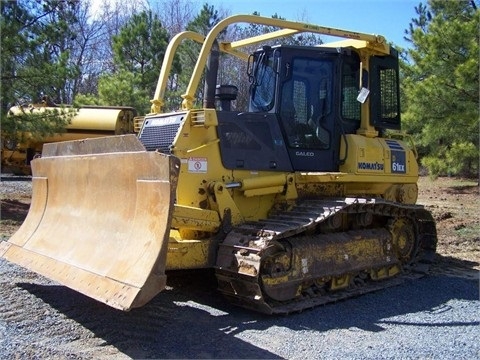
[
  {"x1": 150, "y1": 31, "x2": 206, "y2": 114},
  {"x1": 150, "y1": 14, "x2": 389, "y2": 113}
]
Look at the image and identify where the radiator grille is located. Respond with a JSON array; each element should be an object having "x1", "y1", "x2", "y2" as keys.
[{"x1": 138, "y1": 113, "x2": 185, "y2": 152}]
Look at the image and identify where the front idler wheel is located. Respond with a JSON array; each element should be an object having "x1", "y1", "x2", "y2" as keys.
[{"x1": 388, "y1": 217, "x2": 417, "y2": 263}]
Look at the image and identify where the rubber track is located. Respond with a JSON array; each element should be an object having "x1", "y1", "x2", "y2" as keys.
[{"x1": 215, "y1": 198, "x2": 437, "y2": 314}]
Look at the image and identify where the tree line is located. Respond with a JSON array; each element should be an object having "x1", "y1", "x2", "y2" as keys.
[{"x1": 1, "y1": 0, "x2": 478, "y2": 177}]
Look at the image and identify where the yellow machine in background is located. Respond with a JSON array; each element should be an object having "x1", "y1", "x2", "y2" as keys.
[
  {"x1": 0, "y1": 15, "x2": 437, "y2": 314},
  {"x1": 1, "y1": 104, "x2": 137, "y2": 175}
]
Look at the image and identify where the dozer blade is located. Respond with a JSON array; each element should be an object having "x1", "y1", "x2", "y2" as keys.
[{"x1": 0, "y1": 135, "x2": 180, "y2": 311}]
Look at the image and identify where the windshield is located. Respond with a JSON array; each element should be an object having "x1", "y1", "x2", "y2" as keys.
[
  {"x1": 249, "y1": 51, "x2": 277, "y2": 112},
  {"x1": 280, "y1": 57, "x2": 334, "y2": 149}
]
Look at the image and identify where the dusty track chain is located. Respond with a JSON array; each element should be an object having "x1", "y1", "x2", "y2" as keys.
[{"x1": 215, "y1": 198, "x2": 437, "y2": 314}]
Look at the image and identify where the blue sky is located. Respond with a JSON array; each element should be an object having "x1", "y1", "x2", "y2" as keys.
[{"x1": 204, "y1": 0, "x2": 420, "y2": 49}]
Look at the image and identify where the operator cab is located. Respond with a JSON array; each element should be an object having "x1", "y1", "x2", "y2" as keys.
[
  {"x1": 249, "y1": 45, "x2": 362, "y2": 172},
  {"x1": 217, "y1": 44, "x2": 400, "y2": 173}
]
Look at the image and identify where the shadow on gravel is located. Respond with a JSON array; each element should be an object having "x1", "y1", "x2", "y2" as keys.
[
  {"x1": 1, "y1": 199, "x2": 30, "y2": 221},
  {"x1": 18, "y1": 265, "x2": 479, "y2": 359},
  {"x1": 0, "y1": 175, "x2": 32, "y2": 182}
]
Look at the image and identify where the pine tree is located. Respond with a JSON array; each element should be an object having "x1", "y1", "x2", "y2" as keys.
[
  {"x1": 402, "y1": 0, "x2": 479, "y2": 177},
  {"x1": 104, "y1": 10, "x2": 170, "y2": 114},
  {"x1": 1, "y1": 0, "x2": 79, "y2": 144}
]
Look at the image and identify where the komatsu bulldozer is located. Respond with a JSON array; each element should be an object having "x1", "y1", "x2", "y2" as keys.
[
  {"x1": 1, "y1": 103, "x2": 137, "y2": 175},
  {"x1": 0, "y1": 15, "x2": 437, "y2": 314}
]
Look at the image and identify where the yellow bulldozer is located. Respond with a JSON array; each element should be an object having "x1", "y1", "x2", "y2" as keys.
[
  {"x1": 0, "y1": 15, "x2": 437, "y2": 314},
  {"x1": 1, "y1": 103, "x2": 137, "y2": 175}
]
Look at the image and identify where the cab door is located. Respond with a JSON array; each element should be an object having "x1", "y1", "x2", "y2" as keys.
[{"x1": 279, "y1": 54, "x2": 339, "y2": 172}]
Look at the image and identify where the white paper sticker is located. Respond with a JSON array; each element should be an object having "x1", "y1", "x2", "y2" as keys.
[
  {"x1": 188, "y1": 157, "x2": 207, "y2": 173},
  {"x1": 357, "y1": 87, "x2": 370, "y2": 103},
  {"x1": 301, "y1": 258, "x2": 308, "y2": 274}
]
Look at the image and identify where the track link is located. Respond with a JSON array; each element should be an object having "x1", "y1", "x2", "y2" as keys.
[{"x1": 215, "y1": 197, "x2": 437, "y2": 314}]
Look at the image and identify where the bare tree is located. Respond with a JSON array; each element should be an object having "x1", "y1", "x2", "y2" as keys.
[
  {"x1": 70, "y1": 0, "x2": 149, "y2": 101},
  {"x1": 152, "y1": 0, "x2": 196, "y2": 36}
]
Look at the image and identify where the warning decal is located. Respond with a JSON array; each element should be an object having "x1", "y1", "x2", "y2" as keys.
[{"x1": 188, "y1": 157, "x2": 207, "y2": 173}]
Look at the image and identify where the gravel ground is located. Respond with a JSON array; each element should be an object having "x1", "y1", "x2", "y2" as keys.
[
  {"x1": 1, "y1": 174, "x2": 479, "y2": 359},
  {"x1": 0, "y1": 175, "x2": 32, "y2": 196},
  {"x1": 0, "y1": 260, "x2": 479, "y2": 359}
]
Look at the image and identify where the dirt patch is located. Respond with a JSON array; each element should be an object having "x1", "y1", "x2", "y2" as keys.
[{"x1": 417, "y1": 176, "x2": 479, "y2": 266}]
